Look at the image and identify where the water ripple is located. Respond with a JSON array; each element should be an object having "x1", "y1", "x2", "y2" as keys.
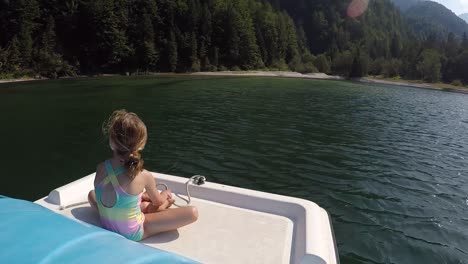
[{"x1": 3, "y1": 77, "x2": 468, "y2": 263}]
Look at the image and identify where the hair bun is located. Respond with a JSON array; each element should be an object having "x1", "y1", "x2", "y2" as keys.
[
  {"x1": 126, "y1": 151, "x2": 144, "y2": 177},
  {"x1": 127, "y1": 152, "x2": 139, "y2": 166},
  {"x1": 128, "y1": 158, "x2": 138, "y2": 167}
]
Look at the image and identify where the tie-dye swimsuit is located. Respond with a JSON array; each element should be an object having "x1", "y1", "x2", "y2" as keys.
[{"x1": 95, "y1": 160, "x2": 145, "y2": 241}]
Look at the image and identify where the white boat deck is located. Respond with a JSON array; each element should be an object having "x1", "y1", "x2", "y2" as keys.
[
  {"x1": 65, "y1": 198, "x2": 293, "y2": 264},
  {"x1": 35, "y1": 173, "x2": 338, "y2": 264}
]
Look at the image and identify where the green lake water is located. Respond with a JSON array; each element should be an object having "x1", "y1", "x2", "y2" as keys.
[{"x1": 1, "y1": 76, "x2": 468, "y2": 263}]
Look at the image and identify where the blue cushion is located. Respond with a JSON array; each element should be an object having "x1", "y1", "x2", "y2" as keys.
[{"x1": 0, "y1": 197, "x2": 199, "y2": 264}]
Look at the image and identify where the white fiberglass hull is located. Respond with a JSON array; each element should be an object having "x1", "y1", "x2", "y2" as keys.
[{"x1": 35, "y1": 172, "x2": 339, "y2": 264}]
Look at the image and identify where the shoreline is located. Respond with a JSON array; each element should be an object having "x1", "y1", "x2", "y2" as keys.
[
  {"x1": 1, "y1": 72, "x2": 468, "y2": 95},
  {"x1": 359, "y1": 77, "x2": 468, "y2": 94},
  {"x1": 190, "y1": 71, "x2": 343, "y2": 80},
  {"x1": 0, "y1": 77, "x2": 40, "y2": 84},
  {"x1": 0, "y1": 71, "x2": 344, "y2": 84}
]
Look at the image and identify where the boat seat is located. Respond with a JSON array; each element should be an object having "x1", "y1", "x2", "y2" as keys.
[{"x1": 0, "y1": 196, "x2": 198, "y2": 264}]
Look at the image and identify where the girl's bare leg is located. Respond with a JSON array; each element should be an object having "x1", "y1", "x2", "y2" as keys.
[
  {"x1": 142, "y1": 206, "x2": 198, "y2": 239},
  {"x1": 141, "y1": 199, "x2": 174, "y2": 213},
  {"x1": 88, "y1": 190, "x2": 98, "y2": 211}
]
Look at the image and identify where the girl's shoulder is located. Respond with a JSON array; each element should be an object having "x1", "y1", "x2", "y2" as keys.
[
  {"x1": 94, "y1": 161, "x2": 108, "y2": 185},
  {"x1": 96, "y1": 161, "x2": 108, "y2": 176},
  {"x1": 96, "y1": 162, "x2": 106, "y2": 172},
  {"x1": 135, "y1": 169, "x2": 151, "y2": 181},
  {"x1": 132, "y1": 169, "x2": 152, "y2": 186}
]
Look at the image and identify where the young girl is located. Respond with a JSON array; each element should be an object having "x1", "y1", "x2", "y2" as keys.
[{"x1": 88, "y1": 110, "x2": 198, "y2": 241}]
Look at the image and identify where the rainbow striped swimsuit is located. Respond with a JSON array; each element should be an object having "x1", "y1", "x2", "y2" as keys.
[{"x1": 95, "y1": 160, "x2": 145, "y2": 241}]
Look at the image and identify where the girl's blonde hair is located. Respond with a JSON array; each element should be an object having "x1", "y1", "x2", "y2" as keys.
[{"x1": 103, "y1": 109, "x2": 147, "y2": 179}]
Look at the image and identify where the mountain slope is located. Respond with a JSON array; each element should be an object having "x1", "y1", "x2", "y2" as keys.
[
  {"x1": 405, "y1": 1, "x2": 468, "y2": 37},
  {"x1": 390, "y1": 0, "x2": 421, "y2": 11},
  {"x1": 460, "y1": 13, "x2": 468, "y2": 23}
]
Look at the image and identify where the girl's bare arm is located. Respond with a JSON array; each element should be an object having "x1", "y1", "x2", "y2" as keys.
[{"x1": 144, "y1": 171, "x2": 170, "y2": 207}]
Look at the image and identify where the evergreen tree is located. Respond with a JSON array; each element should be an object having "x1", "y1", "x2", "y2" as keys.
[
  {"x1": 445, "y1": 33, "x2": 458, "y2": 58},
  {"x1": 91, "y1": 0, "x2": 131, "y2": 71},
  {"x1": 462, "y1": 33, "x2": 468, "y2": 51},
  {"x1": 168, "y1": 30, "x2": 178, "y2": 72},
  {"x1": 332, "y1": 51, "x2": 354, "y2": 76},
  {"x1": 284, "y1": 14, "x2": 299, "y2": 63},
  {"x1": 7, "y1": 37, "x2": 21, "y2": 72},
  {"x1": 190, "y1": 31, "x2": 200, "y2": 72},
  {"x1": 382, "y1": 59, "x2": 402, "y2": 77},
  {"x1": 224, "y1": 3, "x2": 241, "y2": 67},
  {"x1": 212, "y1": 46, "x2": 219, "y2": 69},
  {"x1": 453, "y1": 51, "x2": 468, "y2": 84},
  {"x1": 40, "y1": 16, "x2": 56, "y2": 55},
  {"x1": 369, "y1": 57, "x2": 385, "y2": 75},
  {"x1": 349, "y1": 48, "x2": 368, "y2": 78},
  {"x1": 140, "y1": 12, "x2": 158, "y2": 72},
  {"x1": 10, "y1": 0, "x2": 40, "y2": 68},
  {"x1": 417, "y1": 49, "x2": 441, "y2": 82},
  {"x1": 199, "y1": 3, "x2": 212, "y2": 70},
  {"x1": 35, "y1": 16, "x2": 63, "y2": 78},
  {"x1": 0, "y1": 47, "x2": 6, "y2": 73},
  {"x1": 18, "y1": 26, "x2": 34, "y2": 67},
  {"x1": 238, "y1": 15, "x2": 263, "y2": 69},
  {"x1": 390, "y1": 32, "x2": 402, "y2": 58},
  {"x1": 315, "y1": 54, "x2": 331, "y2": 73},
  {"x1": 252, "y1": 2, "x2": 279, "y2": 66}
]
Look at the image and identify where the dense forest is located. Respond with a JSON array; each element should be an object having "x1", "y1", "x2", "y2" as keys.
[
  {"x1": 0, "y1": 0, "x2": 315, "y2": 77},
  {"x1": 0, "y1": 0, "x2": 468, "y2": 85}
]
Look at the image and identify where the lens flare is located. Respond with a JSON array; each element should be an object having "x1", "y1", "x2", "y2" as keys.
[{"x1": 347, "y1": 0, "x2": 369, "y2": 18}]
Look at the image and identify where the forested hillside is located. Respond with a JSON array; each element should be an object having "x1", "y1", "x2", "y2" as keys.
[
  {"x1": 0, "y1": 0, "x2": 468, "y2": 85},
  {"x1": 389, "y1": 0, "x2": 421, "y2": 11},
  {"x1": 0, "y1": 0, "x2": 318, "y2": 77},
  {"x1": 405, "y1": 1, "x2": 468, "y2": 38},
  {"x1": 390, "y1": 0, "x2": 468, "y2": 39},
  {"x1": 268, "y1": 0, "x2": 468, "y2": 83}
]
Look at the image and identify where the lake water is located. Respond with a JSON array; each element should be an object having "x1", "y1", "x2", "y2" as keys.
[{"x1": 1, "y1": 76, "x2": 468, "y2": 263}]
